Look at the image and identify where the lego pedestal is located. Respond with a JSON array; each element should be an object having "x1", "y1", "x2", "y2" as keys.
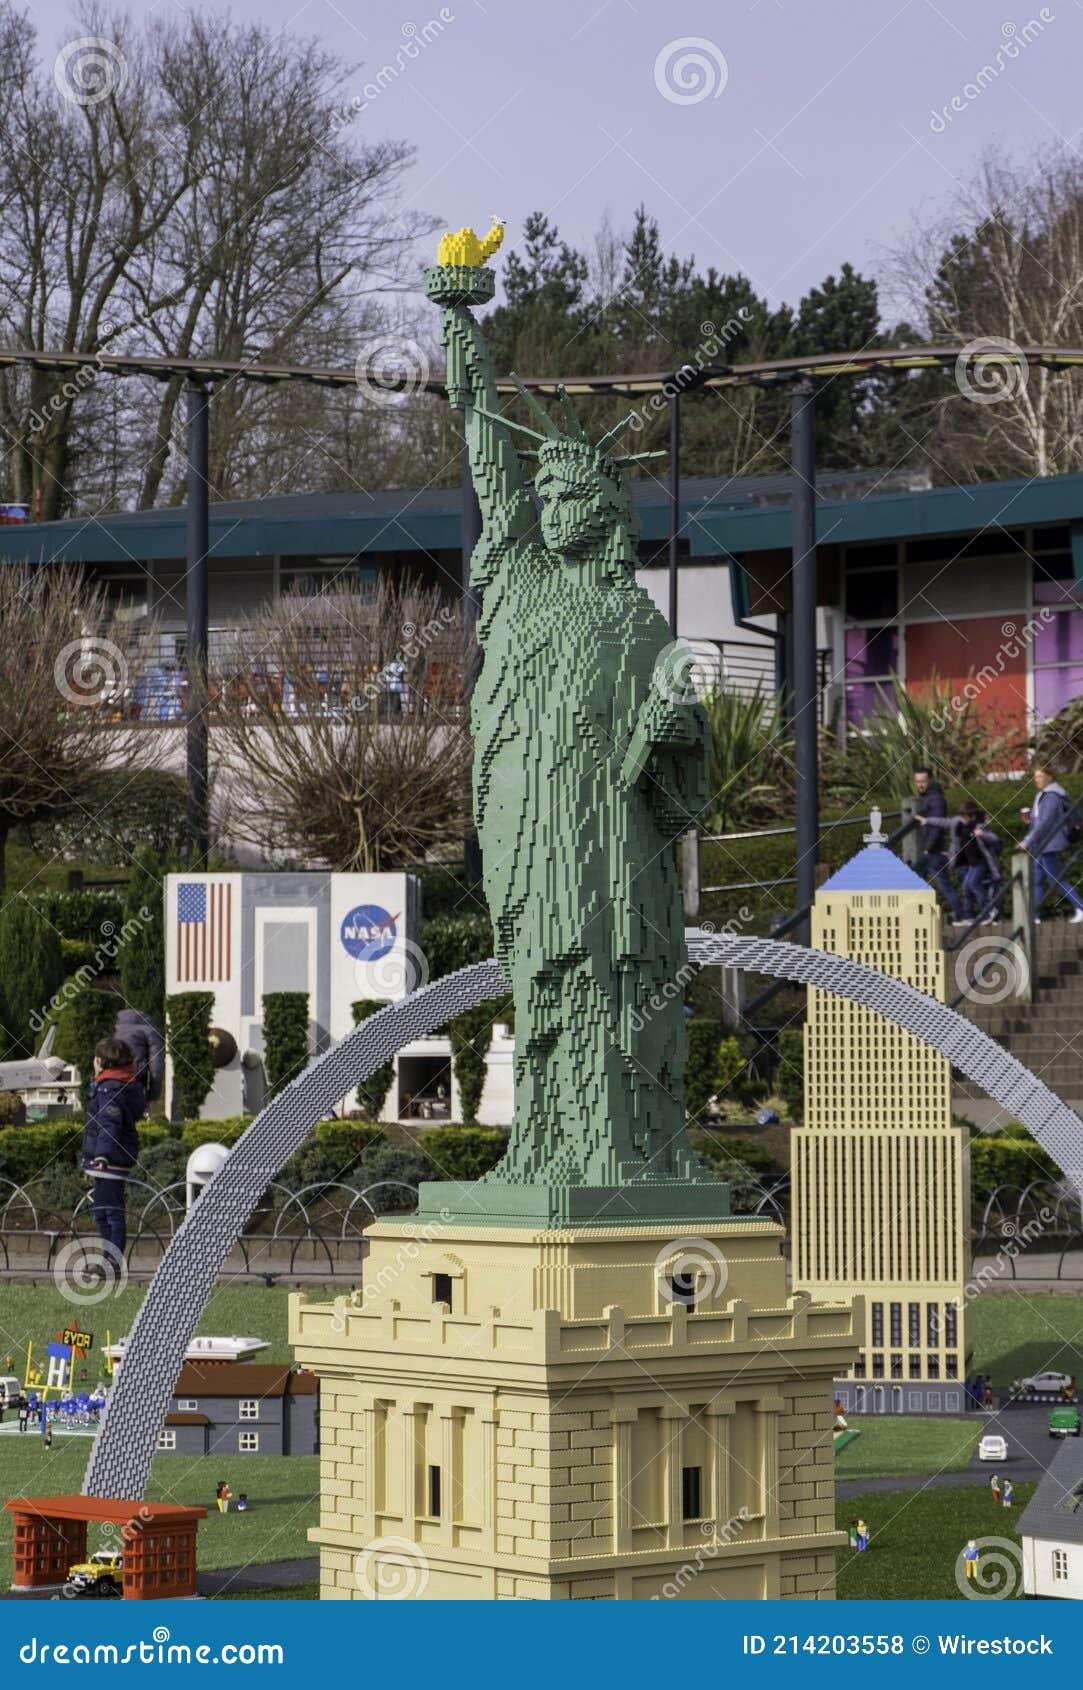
[{"x1": 290, "y1": 1219, "x2": 858, "y2": 1600}]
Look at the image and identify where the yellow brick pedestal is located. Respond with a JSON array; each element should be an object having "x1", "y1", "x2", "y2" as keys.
[{"x1": 290, "y1": 1217, "x2": 858, "y2": 1600}]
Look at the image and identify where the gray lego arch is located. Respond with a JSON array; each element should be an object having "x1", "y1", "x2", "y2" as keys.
[{"x1": 83, "y1": 934, "x2": 1083, "y2": 1499}]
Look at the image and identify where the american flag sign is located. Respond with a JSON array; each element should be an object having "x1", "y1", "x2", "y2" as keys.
[{"x1": 177, "y1": 881, "x2": 232, "y2": 982}]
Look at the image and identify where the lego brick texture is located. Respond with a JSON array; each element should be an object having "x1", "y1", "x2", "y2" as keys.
[{"x1": 84, "y1": 932, "x2": 1083, "y2": 1500}]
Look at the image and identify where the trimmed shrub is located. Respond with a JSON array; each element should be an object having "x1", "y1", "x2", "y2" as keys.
[
  {"x1": 0, "y1": 898, "x2": 64, "y2": 1060},
  {"x1": 180, "y1": 1117, "x2": 250, "y2": 1151},
  {"x1": 419, "y1": 1125, "x2": 509, "y2": 1183},
  {"x1": 413, "y1": 864, "x2": 470, "y2": 918},
  {"x1": 447, "y1": 1000, "x2": 503, "y2": 1127},
  {"x1": 166, "y1": 992, "x2": 216, "y2": 1121},
  {"x1": 351, "y1": 1000, "x2": 394, "y2": 1120},
  {"x1": 54, "y1": 984, "x2": 121, "y2": 1105},
  {"x1": 119, "y1": 846, "x2": 170, "y2": 1033},
  {"x1": 357, "y1": 1141, "x2": 431, "y2": 1211},
  {"x1": 312, "y1": 1120, "x2": 385, "y2": 1174},
  {"x1": 262, "y1": 992, "x2": 310, "y2": 1097},
  {"x1": 0, "y1": 1121, "x2": 82, "y2": 1184},
  {"x1": 775, "y1": 1027, "x2": 805, "y2": 1122},
  {"x1": 421, "y1": 911, "x2": 493, "y2": 980},
  {"x1": 23, "y1": 889, "x2": 125, "y2": 946},
  {"x1": 0, "y1": 1091, "x2": 25, "y2": 1126},
  {"x1": 970, "y1": 1128, "x2": 1060, "y2": 1201},
  {"x1": 685, "y1": 1018, "x2": 721, "y2": 1122}
]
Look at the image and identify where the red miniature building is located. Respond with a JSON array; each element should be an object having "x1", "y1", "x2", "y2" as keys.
[{"x1": 5, "y1": 1496, "x2": 207, "y2": 1599}]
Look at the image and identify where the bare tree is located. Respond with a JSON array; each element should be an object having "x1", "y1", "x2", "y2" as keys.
[
  {"x1": 0, "y1": 2, "x2": 433, "y2": 515},
  {"x1": 886, "y1": 145, "x2": 1083, "y2": 480},
  {"x1": 0, "y1": 564, "x2": 161, "y2": 888},
  {"x1": 211, "y1": 580, "x2": 470, "y2": 871}
]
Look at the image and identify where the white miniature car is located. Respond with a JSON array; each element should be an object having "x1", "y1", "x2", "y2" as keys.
[
  {"x1": 978, "y1": 1433, "x2": 1008, "y2": 1461},
  {"x1": 1021, "y1": 1371, "x2": 1073, "y2": 1395}
]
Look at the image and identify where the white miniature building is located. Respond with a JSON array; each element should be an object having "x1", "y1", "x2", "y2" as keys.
[{"x1": 1018, "y1": 1441, "x2": 1083, "y2": 1599}]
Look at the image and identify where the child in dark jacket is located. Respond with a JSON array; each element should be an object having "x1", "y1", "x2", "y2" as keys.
[{"x1": 82, "y1": 1037, "x2": 146, "y2": 1264}]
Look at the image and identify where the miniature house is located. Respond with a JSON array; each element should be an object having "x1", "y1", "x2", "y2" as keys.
[
  {"x1": 157, "y1": 1364, "x2": 318, "y2": 1457},
  {"x1": 1019, "y1": 1440, "x2": 1083, "y2": 1599}
]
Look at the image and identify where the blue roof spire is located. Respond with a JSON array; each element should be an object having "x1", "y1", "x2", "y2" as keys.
[{"x1": 819, "y1": 808, "x2": 930, "y2": 894}]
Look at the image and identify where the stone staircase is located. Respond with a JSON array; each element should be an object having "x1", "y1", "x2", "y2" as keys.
[{"x1": 952, "y1": 919, "x2": 1083, "y2": 1129}]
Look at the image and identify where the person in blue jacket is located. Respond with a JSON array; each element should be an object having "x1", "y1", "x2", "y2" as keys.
[
  {"x1": 82, "y1": 1037, "x2": 146, "y2": 1265},
  {"x1": 1020, "y1": 764, "x2": 1083, "y2": 924}
]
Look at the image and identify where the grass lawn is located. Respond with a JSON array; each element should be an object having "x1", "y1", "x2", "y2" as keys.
[
  {"x1": 0, "y1": 1282, "x2": 332, "y2": 1378},
  {"x1": 835, "y1": 1481, "x2": 1035, "y2": 1600},
  {"x1": 968, "y1": 1292, "x2": 1083, "y2": 1386},
  {"x1": 835, "y1": 1417, "x2": 980, "y2": 1479},
  {"x1": 0, "y1": 1434, "x2": 319, "y2": 1589},
  {"x1": 217, "y1": 1583, "x2": 320, "y2": 1599}
]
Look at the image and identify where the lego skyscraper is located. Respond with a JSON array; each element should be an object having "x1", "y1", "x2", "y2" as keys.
[{"x1": 791, "y1": 816, "x2": 970, "y2": 1413}]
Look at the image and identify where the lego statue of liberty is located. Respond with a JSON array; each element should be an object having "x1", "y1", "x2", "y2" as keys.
[{"x1": 424, "y1": 222, "x2": 727, "y2": 1225}]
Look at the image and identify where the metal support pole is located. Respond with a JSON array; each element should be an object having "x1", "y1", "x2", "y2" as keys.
[
  {"x1": 668, "y1": 392, "x2": 681, "y2": 637},
  {"x1": 680, "y1": 828, "x2": 701, "y2": 922},
  {"x1": 790, "y1": 381, "x2": 819, "y2": 933},
  {"x1": 185, "y1": 380, "x2": 210, "y2": 864},
  {"x1": 461, "y1": 445, "x2": 483, "y2": 886},
  {"x1": 1010, "y1": 850, "x2": 1035, "y2": 1004}
]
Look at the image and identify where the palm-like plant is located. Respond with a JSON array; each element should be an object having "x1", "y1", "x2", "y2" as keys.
[
  {"x1": 829, "y1": 673, "x2": 1017, "y2": 806},
  {"x1": 701, "y1": 686, "x2": 795, "y2": 834}
]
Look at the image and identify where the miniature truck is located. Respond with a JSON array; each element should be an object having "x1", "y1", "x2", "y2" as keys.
[{"x1": 1049, "y1": 1404, "x2": 1081, "y2": 1437}]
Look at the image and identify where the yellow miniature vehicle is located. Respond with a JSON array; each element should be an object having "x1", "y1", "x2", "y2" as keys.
[{"x1": 68, "y1": 1547, "x2": 123, "y2": 1596}]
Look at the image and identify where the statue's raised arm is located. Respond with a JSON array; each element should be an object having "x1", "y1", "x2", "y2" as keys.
[{"x1": 425, "y1": 222, "x2": 536, "y2": 589}]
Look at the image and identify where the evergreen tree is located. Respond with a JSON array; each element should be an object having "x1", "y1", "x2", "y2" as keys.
[
  {"x1": 0, "y1": 899, "x2": 64, "y2": 1060},
  {"x1": 119, "y1": 845, "x2": 171, "y2": 1035}
]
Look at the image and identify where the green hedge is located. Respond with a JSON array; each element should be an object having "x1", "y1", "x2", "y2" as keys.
[
  {"x1": 166, "y1": 992, "x2": 215, "y2": 1121},
  {"x1": 969, "y1": 1125, "x2": 1060, "y2": 1201},
  {"x1": 262, "y1": 992, "x2": 310, "y2": 1096},
  {"x1": 417, "y1": 1125, "x2": 508, "y2": 1182},
  {"x1": 22, "y1": 889, "x2": 126, "y2": 945},
  {"x1": 421, "y1": 911, "x2": 494, "y2": 979},
  {"x1": 351, "y1": 1000, "x2": 394, "y2": 1120}
]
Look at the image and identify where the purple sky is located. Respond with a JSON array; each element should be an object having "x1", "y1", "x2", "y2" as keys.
[{"x1": 38, "y1": 0, "x2": 1082, "y2": 313}]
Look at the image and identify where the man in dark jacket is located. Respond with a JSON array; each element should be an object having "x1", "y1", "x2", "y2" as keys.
[
  {"x1": 114, "y1": 1007, "x2": 164, "y2": 1104},
  {"x1": 82, "y1": 1037, "x2": 146, "y2": 1263},
  {"x1": 912, "y1": 767, "x2": 961, "y2": 917}
]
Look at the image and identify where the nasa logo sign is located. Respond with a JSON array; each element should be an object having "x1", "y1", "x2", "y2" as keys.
[{"x1": 340, "y1": 904, "x2": 398, "y2": 963}]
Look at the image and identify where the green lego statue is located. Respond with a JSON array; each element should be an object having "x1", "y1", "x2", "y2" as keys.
[{"x1": 423, "y1": 227, "x2": 728, "y2": 1226}]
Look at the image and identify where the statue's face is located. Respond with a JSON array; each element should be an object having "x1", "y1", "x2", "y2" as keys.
[{"x1": 535, "y1": 449, "x2": 620, "y2": 556}]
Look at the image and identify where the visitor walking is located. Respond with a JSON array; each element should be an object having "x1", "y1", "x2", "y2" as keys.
[
  {"x1": 951, "y1": 802, "x2": 1003, "y2": 925},
  {"x1": 81, "y1": 1037, "x2": 146, "y2": 1269},
  {"x1": 964, "y1": 1539, "x2": 979, "y2": 1580},
  {"x1": 114, "y1": 1007, "x2": 165, "y2": 1105},
  {"x1": 911, "y1": 768, "x2": 962, "y2": 918},
  {"x1": 1019, "y1": 764, "x2": 1083, "y2": 923}
]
